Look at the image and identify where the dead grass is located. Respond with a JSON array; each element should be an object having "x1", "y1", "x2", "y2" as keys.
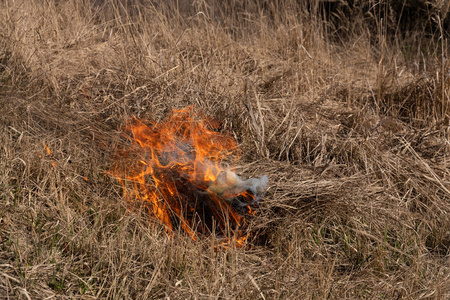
[{"x1": 0, "y1": 0, "x2": 449, "y2": 298}]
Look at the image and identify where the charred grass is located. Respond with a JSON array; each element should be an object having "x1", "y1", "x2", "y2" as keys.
[{"x1": 0, "y1": 0, "x2": 449, "y2": 298}]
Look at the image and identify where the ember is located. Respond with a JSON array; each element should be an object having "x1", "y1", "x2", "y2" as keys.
[{"x1": 110, "y1": 107, "x2": 268, "y2": 246}]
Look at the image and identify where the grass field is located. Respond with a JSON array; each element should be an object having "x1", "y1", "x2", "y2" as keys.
[{"x1": 1, "y1": 0, "x2": 449, "y2": 298}]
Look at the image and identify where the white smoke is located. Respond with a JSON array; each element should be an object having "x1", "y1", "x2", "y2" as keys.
[
  {"x1": 208, "y1": 168, "x2": 269, "y2": 200},
  {"x1": 157, "y1": 143, "x2": 269, "y2": 201}
]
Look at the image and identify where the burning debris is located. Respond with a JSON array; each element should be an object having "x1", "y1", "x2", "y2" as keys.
[{"x1": 110, "y1": 107, "x2": 268, "y2": 245}]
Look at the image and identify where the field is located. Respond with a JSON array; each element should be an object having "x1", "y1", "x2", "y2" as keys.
[{"x1": 1, "y1": 0, "x2": 449, "y2": 298}]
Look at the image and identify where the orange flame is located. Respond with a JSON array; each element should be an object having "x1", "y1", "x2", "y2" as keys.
[
  {"x1": 43, "y1": 143, "x2": 56, "y2": 167},
  {"x1": 44, "y1": 143, "x2": 52, "y2": 155},
  {"x1": 110, "y1": 107, "x2": 254, "y2": 245}
]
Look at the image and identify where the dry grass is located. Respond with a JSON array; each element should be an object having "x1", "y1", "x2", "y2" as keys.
[{"x1": 0, "y1": 0, "x2": 449, "y2": 298}]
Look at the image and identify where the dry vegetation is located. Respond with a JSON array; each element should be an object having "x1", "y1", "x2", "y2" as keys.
[{"x1": 1, "y1": 0, "x2": 450, "y2": 298}]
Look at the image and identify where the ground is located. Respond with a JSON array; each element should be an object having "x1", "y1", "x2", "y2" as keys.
[{"x1": 0, "y1": 0, "x2": 449, "y2": 299}]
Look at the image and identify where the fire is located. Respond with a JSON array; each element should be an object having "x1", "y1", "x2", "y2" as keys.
[
  {"x1": 43, "y1": 143, "x2": 56, "y2": 167},
  {"x1": 110, "y1": 107, "x2": 267, "y2": 246},
  {"x1": 44, "y1": 143, "x2": 52, "y2": 155}
]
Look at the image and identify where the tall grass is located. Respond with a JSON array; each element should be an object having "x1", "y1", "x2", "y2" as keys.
[{"x1": 0, "y1": 0, "x2": 449, "y2": 298}]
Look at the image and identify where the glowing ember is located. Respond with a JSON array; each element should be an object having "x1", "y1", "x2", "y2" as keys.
[{"x1": 109, "y1": 107, "x2": 268, "y2": 245}]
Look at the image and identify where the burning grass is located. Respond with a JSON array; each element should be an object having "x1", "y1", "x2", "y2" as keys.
[
  {"x1": 0, "y1": 0, "x2": 449, "y2": 298},
  {"x1": 109, "y1": 107, "x2": 268, "y2": 245}
]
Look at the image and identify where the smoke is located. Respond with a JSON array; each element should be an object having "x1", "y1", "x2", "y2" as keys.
[
  {"x1": 208, "y1": 168, "x2": 269, "y2": 200},
  {"x1": 155, "y1": 140, "x2": 269, "y2": 203}
]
